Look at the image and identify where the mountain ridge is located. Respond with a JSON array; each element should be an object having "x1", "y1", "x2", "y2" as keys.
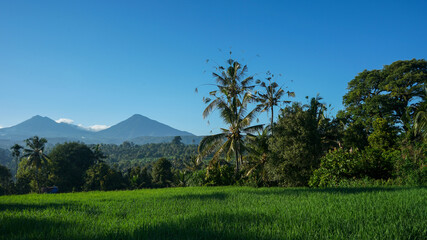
[{"x1": 0, "y1": 114, "x2": 196, "y2": 146}]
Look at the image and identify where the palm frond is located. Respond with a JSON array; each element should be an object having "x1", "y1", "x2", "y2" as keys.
[
  {"x1": 240, "y1": 106, "x2": 261, "y2": 128},
  {"x1": 243, "y1": 124, "x2": 265, "y2": 134},
  {"x1": 203, "y1": 98, "x2": 220, "y2": 119},
  {"x1": 213, "y1": 138, "x2": 233, "y2": 161},
  {"x1": 198, "y1": 133, "x2": 227, "y2": 158},
  {"x1": 241, "y1": 76, "x2": 253, "y2": 87}
]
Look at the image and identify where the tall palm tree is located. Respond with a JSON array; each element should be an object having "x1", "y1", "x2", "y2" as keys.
[
  {"x1": 199, "y1": 59, "x2": 262, "y2": 175},
  {"x1": 22, "y1": 136, "x2": 49, "y2": 193},
  {"x1": 10, "y1": 144, "x2": 23, "y2": 179},
  {"x1": 256, "y1": 72, "x2": 294, "y2": 134}
]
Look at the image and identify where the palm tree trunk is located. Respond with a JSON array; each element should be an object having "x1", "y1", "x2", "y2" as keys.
[
  {"x1": 271, "y1": 106, "x2": 274, "y2": 134},
  {"x1": 15, "y1": 157, "x2": 19, "y2": 181},
  {"x1": 235, "y1": 144, "x2": 240, "y2": 177},
  {"x1": 36, "y1": 167, "x2": 40, "y2": 193}
]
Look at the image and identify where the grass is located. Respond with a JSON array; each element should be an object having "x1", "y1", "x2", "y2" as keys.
[{"x1": 0, "y1": 186, "x2": 426, "y2": 240}]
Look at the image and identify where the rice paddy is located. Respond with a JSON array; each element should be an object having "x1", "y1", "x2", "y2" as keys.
[{"x1": 0, "y1": 186, "x2": 426, "y2": 239}]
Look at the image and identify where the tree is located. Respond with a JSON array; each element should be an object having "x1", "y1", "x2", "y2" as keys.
[
  {"x1": 256, "y1": 71, "x2": 294, "y2": 133},
  {"x1": 151, "y1": 158, "x2": 173, "y2": 187},
  {"x1": 83, "y1": 162, "x2": 126, "y2": 191},
  {"x1": 10, "y1": 144, "x2": 23, "y2": 179},
  {"x1": 340, "y1": 59, "x2": 426, "y2": 148},
  {"x1": 22, "y1": 136, "x2": 49, "y2": 193},
  {"x1": 198, "y1": 59, "x2": 263, "y2": 176},
  {"x1": 172, "y1": 136, "x2": 183, "y2": 145},
  {"x1": 49, "y1": 142, "x2": 96, "y2": 192},
  {"x1": 128, "y1": 166, "x2": 152, "y2": 189},
  {"x1": 92, "y1": 144, "x2": 107, "y2": 164},
  {"x1": 0, "y1": 164, "x2": 13, "y2": 195},
  {"x1": 269, "y1": 96, "x2": 339, "y2": 186},
  {"x1": 368, "y1": 118, "x2": 398, "y2": 151}
]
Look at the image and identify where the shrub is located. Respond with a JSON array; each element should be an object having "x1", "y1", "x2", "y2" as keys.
[
  {"x1": 84, "y1": 162, "x2": 126, "y2": 191},
  {"x1": 187, "y1": 169, "x2": 207, "y2": 187},
  {"x1": 205, "y1": 161, "x2": 235, "y2": 186},
  {"x1": 309, "y1": 148, "x2": 394, "y2": 187}
]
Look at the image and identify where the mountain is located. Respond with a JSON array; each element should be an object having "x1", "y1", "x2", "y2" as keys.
[
  {"x1": 0, "y1": 115, "x2": 92, "y2": 139},
  {"x1": 97, "y1": 114, "x2": 194, "y2": 140},
  {"x1": 0, "y1": 114, "x2": 196, "y2": 147}
]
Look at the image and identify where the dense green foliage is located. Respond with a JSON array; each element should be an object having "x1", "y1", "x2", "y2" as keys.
[
  {"x1": 0, "y1": 149, "x2": 12, "y2": 173},
  {"x1": 267, "y1": 96, "x2": 340, "y2": 186},
  {"x1": 309, "y1": 149, "x2": 396, "y2": 187},
  {"x1": 49, "y1": 142, "x2": 96, "y2": 192},
  {"x1": 338, "y1": 59, "x2": 426, "y2": 148},
  {"x1": 151, "y1": 158, "x2": 174, "y2": 188},
  {"x1": 83, "y1": 162, "x2": 126, "y2": 191},
  {"x1": 0, "y1": 187, "x2": 425, "y2": 240},
  {"x1": 97, "y1": 141, "x2": 198, "y2": 169},
  {"x1": 0, "y1": 165, "x2": 12, "y2": 195}
]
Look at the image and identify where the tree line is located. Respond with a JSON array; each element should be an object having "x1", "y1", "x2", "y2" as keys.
[{"x1": 0, "y1": 58, "x2": 425, "y2": 195}]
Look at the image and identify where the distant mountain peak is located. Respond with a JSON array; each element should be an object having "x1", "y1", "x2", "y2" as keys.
[
  {"x1": 128, "y1": 114, "x2": 149, "y2": 120},
  {"x1": 31, "y1": 115, "x2": 49, "y2": 119},
  {"x1": 97, "y1": 114, "x2": 194, "y2": 138},
  {"x1": 26, "y1": 115, "x2": 56, "y2": 123},
  {"x1": 0, "y1": 114, "x2": 195, "y2": 145}
]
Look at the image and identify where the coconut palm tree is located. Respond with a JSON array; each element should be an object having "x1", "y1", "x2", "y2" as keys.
[
  {"x1": 199, "y1": 59, "x2": 263, "y2": 175},
  {"x1": 255, "y1": 72, "x2": 294, "y2": 134},
  {"x1": 22, "y1": 136, "x2": 49, "y2": 193},
  {"x1": 202, "y1": 59, "x2": 256, "y2": 118},
  {"x1": 10, "y1": 144, "x2": 23, "y2": 179}
]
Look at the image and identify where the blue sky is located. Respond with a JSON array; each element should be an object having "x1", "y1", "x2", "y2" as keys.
[{"x1": 1, "y1": 0, "x2": 426, "y2": 135}]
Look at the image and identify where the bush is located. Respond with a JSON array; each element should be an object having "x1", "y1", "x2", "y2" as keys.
[
  {"x1": 128, "y1": 166, "x2": 152, "y2": 189},
  {"x1": 84, "y1": 162, "x2": 127, "y2": 191},
  {"x1": 187, "y1": 169, "x2": 207, "y2": 187},
  {"x1": 309, "y1": 148, "x2": 397, "y2": 187},
  {"x1": 309, "y1": 149, "x2": 361, "y2": 187},
  {"x1": 205, "y1": 161, "x2": 235, "y2": 186},
  {"x1": 395, "y1": 142, "x2": 427, "y2": 185}
]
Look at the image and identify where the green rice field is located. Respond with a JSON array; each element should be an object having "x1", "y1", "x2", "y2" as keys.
[{"x1": 0, "y1": 187, "x2": 426, "y2": 240}]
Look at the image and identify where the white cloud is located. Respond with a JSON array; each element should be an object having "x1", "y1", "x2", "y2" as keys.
[
  {"x1": 88, "y1": 125, "x2": 110, "y2": 131},
  {"x1": 56, "y1": 118, "x2": 74, "y2": 124},
  {"x1": 77, "y1": 124, "x2": 110, "y2": 132},
  {"x1": 0, "y1": 125, "x2": 3, "y2": 129}
]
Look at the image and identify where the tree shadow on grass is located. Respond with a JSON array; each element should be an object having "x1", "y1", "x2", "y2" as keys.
[
  {"x1": 167, "y1": 192, "x2": 228, "y2": 201},
  {"x1": 0, "y1": 202, "x2": 102, "y2": 216},
  {"x1": 236, "y1": 186, "x2": 424, "y2": 197},
  {"x1": 1, "y1": 210, "x2": 280, "y2": 240},
  {"x1": 107, "y1": 211, "x2": 281, "y2": 240},
  {"x1": 0, "y1": 216, "x2": 82, "y2": 240}
]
